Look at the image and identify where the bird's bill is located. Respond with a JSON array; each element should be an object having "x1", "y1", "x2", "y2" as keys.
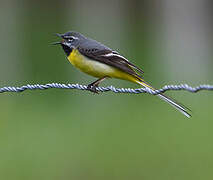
[
  {"x1": 55, "y1": 33, "x2": 64, "y2": 38},
  {"x1": 51, "y1": 42, "x2": 61, "y2": 45},
  {"x1": 51, "y1": 33, "x2": 66, "y2": 45}
]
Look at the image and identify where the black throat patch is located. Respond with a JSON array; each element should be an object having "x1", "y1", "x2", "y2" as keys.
[{"x1": 61, "y1": 44, "x2": 73, "y2": 56}]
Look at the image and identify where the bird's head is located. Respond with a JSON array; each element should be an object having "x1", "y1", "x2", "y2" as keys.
[{"x1": 53, "y1": 31, "x2": 85, "y2": 56}]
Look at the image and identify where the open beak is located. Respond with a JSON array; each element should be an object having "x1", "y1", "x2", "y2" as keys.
[
  {"x1": 55, "y1": 33, "x2": 64, "y2": 38},
  {"x1": 51, "y1": 41, "x2": 61, "y2": 45},
  {"x1": 51, "y1": 33, "x2": 64, "y2": 45}
]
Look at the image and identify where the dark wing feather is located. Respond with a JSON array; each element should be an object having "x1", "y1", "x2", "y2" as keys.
[
  {"x1": 78, "y1": 39, "x2": 143, "y2": 78},
  {"x1": 111, "y1": 51, "x2": 144, "y2": 74}
]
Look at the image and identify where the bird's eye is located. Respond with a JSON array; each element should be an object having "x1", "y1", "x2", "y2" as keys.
[{"x1": 67, "y1": 38, "x2": 74, "y2": 42}]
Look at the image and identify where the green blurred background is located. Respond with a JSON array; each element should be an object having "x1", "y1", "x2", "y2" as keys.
[{"x1": 0, "y1": 0, "x2": 213, "y2": 179}]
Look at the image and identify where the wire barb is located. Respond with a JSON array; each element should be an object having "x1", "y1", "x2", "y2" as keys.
[{"x1": 0, "y1": 83, "x2": 213, "y2": 94}]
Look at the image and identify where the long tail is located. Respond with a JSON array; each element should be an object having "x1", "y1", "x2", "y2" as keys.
[{"x1": 136, "y1": 80, "x2": 191, "y2": 118}]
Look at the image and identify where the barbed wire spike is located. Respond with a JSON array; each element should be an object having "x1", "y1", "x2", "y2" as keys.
[{"x1": 0, "y1": 83, "x2": 213, "y2": 95}]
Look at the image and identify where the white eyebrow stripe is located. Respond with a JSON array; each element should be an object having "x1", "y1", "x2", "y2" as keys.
[
  {"x1": 102, "y1": 52, "x2": 129, "y2": 61},
  {"x1": 64, "y1": 36, "x2": 79, "y2": 40},
  {"x1": 70, "y1": 36, "x2": 79, "y2": 40}
]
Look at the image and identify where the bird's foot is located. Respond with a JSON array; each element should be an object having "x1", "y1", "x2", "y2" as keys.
[{"x1": 87, "y1": 84, "x2": 99, "y2": 94}]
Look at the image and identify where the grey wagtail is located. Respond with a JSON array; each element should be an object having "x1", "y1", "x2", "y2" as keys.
[{"x1": 53, "y1": 31, "x2": 191, "y2": 118}]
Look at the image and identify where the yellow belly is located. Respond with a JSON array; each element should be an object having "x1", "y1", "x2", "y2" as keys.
[{"x1": 67, "y1": 49, "x2": 137, "y2": 82}]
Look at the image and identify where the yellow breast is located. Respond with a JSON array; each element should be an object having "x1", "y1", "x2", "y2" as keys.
[{"x1": 67, "y1": 49, "x2": 137, "y2": 82}]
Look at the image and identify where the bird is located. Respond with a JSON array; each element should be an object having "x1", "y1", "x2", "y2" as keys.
[{"x1": 53, "y1": 31, "x2": 191, "y2": 118}]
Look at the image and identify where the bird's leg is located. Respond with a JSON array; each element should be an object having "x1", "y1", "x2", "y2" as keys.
[{"x1": 87, "y1": 76, "x2": 108, "y2": 93}]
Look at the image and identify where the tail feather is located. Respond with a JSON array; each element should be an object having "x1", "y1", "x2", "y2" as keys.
[
  {"x1": 157, "y1": 93, "x2": 191, "y2": 118},
  {"x1": 136, "y1": 80, "x2": 191, "y2": 118}
]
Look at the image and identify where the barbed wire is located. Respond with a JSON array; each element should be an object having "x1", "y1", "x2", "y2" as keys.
[{"x1": 0, "y1": 83, "x2": 212, "y2": 95}]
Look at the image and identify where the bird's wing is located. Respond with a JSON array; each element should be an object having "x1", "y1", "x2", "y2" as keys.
[{"x1": 78, "y1": 40, "x2": 144, "y2": 78}]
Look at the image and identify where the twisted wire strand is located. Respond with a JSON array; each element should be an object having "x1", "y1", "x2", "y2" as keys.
[{"x1": 0, "y1": 83, "x2": 213, "y2": 95}]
